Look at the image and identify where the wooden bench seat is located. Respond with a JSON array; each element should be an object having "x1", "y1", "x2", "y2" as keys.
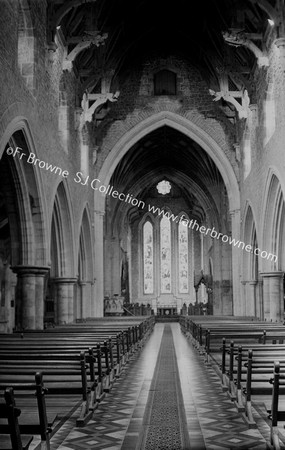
[
  {"x1": 266, "y1": 361, "x2": 285, "y2": 449},
  {"x1": 0, "y1": 387, "x2": 34, "y2": 450},
  {"x1": 215, "y1": 342, "x2": 285, "y2": 429},
  {"x1": 0, "y1": 317, "x2": 154, "y2": 435},
  {"x1": 180, "y1": 316, "x2": 285, "y2": 435},
  {"x1": 0, "y1": 373, "x2": 50, "y2": 449},
  {"x1": 0, "y1": 350, "x2": 101, "y2": 428}
]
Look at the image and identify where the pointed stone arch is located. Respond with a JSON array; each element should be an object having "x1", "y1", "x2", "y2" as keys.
[
  {"x1": 94, "y1": 111, "x2": 240, "y2": 315},
  {"x1": 260, "y1": 170, "x2": 285, "y2": 321},
  {"x1": 0, "y1": 119, "x2": 49, "y2": 331},
  {"x1": 261, "y1": 170, "x2": 285, "y2": 271},
  {"x1": 242, "y1": 203, "x2": 261, "y2": 317},
  {"x1": 76, "y1": 206, "x2": 94, "y2": 319},
  {"x1": 95, "y1": 111, "x2": 239, "y2": 212},
  {"x1": 50, "y1": 181, "x2": 76, "y2": 324}
]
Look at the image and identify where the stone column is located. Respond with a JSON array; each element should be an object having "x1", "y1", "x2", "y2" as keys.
[
  {"x1": 94, "y1": 209, "x2": 104, "y2": 317},
  {"x1": 54, "y1": 278, "x2": 77, "y2": 324},
  {"x1": 240, "y1": 281, "x2": 246, "y2": 316},
  {"x1": 246, "y1": 280, "x2": 257, "y2": 317},
  {"x1": 230, "y1": 209, "x2": 241, "y2": 316},
  {"x1": 261, "y1": 271, "x2": 284, "y2": 322},
  {"x1": 90, "y1": 280, "x2": 96, "y2": 316},
  {"x1": 12, "y1": 266, "x2": 49, "y2": 330},
  {"x1": 80, "y1": 281, "x2": 92, "y2": 319},
  {"x1": 111, "y1": 237, "x2": 121, "y2": 296}
]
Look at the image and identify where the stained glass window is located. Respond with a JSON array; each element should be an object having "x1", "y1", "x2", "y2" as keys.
[
  {"x1": 160, "y1": 216, "x2": 171, "y2": 293},
  {"x1": 143, "y1": 221, "x2": 154, "y2": 294},
  {"x1": 178, "y1": 221, "x2": 189, "y2": 293}
]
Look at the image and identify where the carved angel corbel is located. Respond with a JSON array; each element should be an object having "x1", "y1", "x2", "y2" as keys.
[
  {"x1": 222, "y1": 30, "x2": 269, "y2": 68},
  {"x1": 209, "y1": 88, "x2": 250, "y2": 119}
]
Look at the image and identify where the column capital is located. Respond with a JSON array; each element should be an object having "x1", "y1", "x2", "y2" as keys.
[
  {"x1": 241, "y1": 279, "x2": 258, "y2": 285},
  {"x1": 274, "y1": 37, "x2": 285, "y2": 49},
  {"x1": 94, "y1": 209, "x2": 105, "y2": 216},
  {"x1": 229, "y1": 209, "x2": 240, "y2": 217},
  {"x1": 274, "y1": 38, "x2": 285, "y2": 60},
  {"x1": 53, "y1": 277, "x2": 77, "y2": 284},
  {"x1": 11, "y1": 265, "x2": 50, "y2": 276},
  {"x1": 260, "y1": 271, "x2": 284, "y2": 278}
]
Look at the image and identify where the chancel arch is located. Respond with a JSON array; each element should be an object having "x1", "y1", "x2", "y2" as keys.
[
  {"x1": 103, "y1": 124, "x2": 233, "y2": 316},
  {"x1": 95, "y1": 111, "x2": 240, "y2": 315}
]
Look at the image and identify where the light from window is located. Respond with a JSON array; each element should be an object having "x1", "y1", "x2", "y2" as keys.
[
  {"x1": 160, "y1": 216, "x2": 171, "y2": 293},
  {"x1": 156, "y1": 180, "x2": 171, "y2": 195},
  {"x1": 178, "y1": 221, "x2": 189, "y2": 293},
  {"x1": 143, "y1": 222, "x2": 154, "y2": 294}
]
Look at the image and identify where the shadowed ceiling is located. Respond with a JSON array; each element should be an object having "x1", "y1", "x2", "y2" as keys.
[{"x1": 49, "y1": 0, "x2": 270, "y2": 90}]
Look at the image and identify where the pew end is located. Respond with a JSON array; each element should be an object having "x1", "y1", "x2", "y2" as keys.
[{"x1": 0, "y1": 387, "x2": 34, "y2": 450}]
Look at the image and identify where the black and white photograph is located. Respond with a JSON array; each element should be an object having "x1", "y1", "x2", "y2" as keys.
[{"x1": 0, "y1": 0, "x2": 285, "y2": 449}]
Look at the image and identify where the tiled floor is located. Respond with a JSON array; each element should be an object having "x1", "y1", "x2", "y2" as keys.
[{"x1": 34, "y1": 323, "x2": 273, "y2": 449}]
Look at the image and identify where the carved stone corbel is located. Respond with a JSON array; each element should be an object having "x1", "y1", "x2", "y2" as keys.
[
  {"x1": 275, "y1": 37, "x2": 285, "y2": 65},
  {"x1": 222, "y1": 30, "x2": 269, "y2": 68},
  {"x1": 209, "y1": 88, "x2": 250, "y2": 119},
  {"x1": 77, "y1": 91, "x2": 120, "y2": 131},
  {"x1": 63, "y1": 31, "x2": 108, "y2": 71}
]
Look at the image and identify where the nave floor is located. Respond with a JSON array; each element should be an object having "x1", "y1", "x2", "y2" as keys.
[{"x1": 43, "y1": 323, "x2": 271, "y2": 450}]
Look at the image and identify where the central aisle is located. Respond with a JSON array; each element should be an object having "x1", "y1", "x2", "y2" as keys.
[
  {"x1": 50, "y1": 322, "x2": 270, "y2": 450},
  {"x1": 135, "y1": 324, "x2": 191, "y2": 449}
]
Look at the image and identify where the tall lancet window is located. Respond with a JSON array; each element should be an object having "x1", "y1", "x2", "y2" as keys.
[
  {"x1": 160, "y1": 216, "x2": 171, "y2": 293},
  {"x1": 178, "y1": 221, "x2": 189, "y2": 293},
  {"x1": 143, "y1": 221, "x2": 154, "y2": 294}
]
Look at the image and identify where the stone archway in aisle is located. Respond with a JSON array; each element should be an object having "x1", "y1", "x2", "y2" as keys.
[
  {"x1": 75, "y1": 207, "x2": 95, "y2": 320},
  {"x1": 0, "y1": 121, "x2": 48, "y2": 331},
  {"x1": 242, "y1": 203, "x2": 261, "y2": 318},
  {"x1": 260, "y1": 170, "x2": 285, "y2": 322},
  {"x1": 49, "y1": 182, "x2": 76, "y2": 325}
]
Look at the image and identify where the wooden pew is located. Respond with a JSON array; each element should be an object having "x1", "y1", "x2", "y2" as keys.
[
  {"x1": 0, "y1": 317, "x2": 153, "y2": 431},
  {"x1": 180, "y1": 315, "x2": 285, "y2": 351},
  {"x1": 218, "y1": 341, "x2": 285, "y2": 428},
  {"x1": 0, "y1": 349, "x2": 103, "y2": 427},
  {"x1": 267, "y1": 361, "x2": 285, "y2": 450},
  {"x1": 0, "y1": 373, "x2": 50, "y2": 449},
  {"x1": 180, "y1": 315, "x2": 285, "y2": 430},
  {"x1": 0, "y1": 387, "x2": 33, "y2": 450}
]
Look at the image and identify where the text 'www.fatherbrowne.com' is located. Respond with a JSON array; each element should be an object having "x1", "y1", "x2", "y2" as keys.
[
  {"x1": 5, "y1": 147, "x2": 277, "y2": 262},
  {"x1": 148, "y1": 205, "x2": 277, "y2": 262}
]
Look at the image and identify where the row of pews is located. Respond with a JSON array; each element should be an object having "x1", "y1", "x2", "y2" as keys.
[
  {"x1": 0, "y1": 316, "x2": 155, "y2": 450},
  {"x1": 180, "y1": 315, "x2": 285, "y2": 450}
]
